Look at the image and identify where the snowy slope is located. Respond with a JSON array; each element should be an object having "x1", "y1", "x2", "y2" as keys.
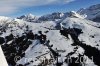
[
  {"x1": 17, "y1": 14, "x2": 39, "y2": 22},
  {"x1": 61, "y1": 17, "x2": 100, "y2": 49},
  {"x1": 15, "y1": 17, "x2": 100, "y2": 66}
]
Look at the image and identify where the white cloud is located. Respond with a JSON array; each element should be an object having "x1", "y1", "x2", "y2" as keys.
[{"x1": 0, "y1": 0, "x2": 75, "y2": 15}]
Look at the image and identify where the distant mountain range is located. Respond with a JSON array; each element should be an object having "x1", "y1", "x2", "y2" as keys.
[
  {"x1": 78, "y1": 4, "x2": 100, "y2": 22},
  {"x1": 17, "y1": 4, "x2": 100, "y2": 23}
]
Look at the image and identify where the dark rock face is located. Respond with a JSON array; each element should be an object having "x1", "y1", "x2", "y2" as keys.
[
  {"x1": 60, "y1": 28, "x2": 83, "y2": 42},
  {"x1": 0, "y1": 37, "x2": 5, "y2": 44},
  {"x1": 5, "y1": 34, "x2": 14, "y2": 43},
  {"x1": 78, "y1": 42, "x2": 100, "y2": 66}
]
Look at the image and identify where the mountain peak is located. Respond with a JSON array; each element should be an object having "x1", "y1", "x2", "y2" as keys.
[
  {"x1": 17, "y1": 14, "x2": 38, "y2": 22},
  {"x1": 26, "y1": 13, "x2": 35, "y2": 18}
]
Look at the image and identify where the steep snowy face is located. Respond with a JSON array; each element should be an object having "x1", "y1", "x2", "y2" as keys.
[
  {"x1": 17, "y1": 14, "x2": 39, "y2": 22},
  {"x1": 77, "y1": 4, "x2": 100, "y2": 22}
]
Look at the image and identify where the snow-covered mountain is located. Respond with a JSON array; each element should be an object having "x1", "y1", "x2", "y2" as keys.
[
  {"x1": 38, "y1": 12, "x2": 64, "y2": 21},
  {"x1": 17, "y1": 11, "x2": 84, "y2": 22},
  {"x1": 17, "y1": 14, "x2": 39, "y2": 23},
  {"x1": 78, "y1": 4, "x2": 100, "y2": 22},
  {"x1": 0, "y1": 4, "x2": 100, "y2": 66},
  {"x1": 38, "y1": 11, "x2": 84, "y2": 21}
]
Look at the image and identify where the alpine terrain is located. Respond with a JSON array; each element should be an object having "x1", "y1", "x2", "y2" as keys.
[{"x1": 0, "y1": 4, "x2": 100, "y2": 66}]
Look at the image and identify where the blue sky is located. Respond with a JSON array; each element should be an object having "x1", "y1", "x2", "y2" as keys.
[{"x1": 0, "y1": 0, "x2": 100, "y2": 17}]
